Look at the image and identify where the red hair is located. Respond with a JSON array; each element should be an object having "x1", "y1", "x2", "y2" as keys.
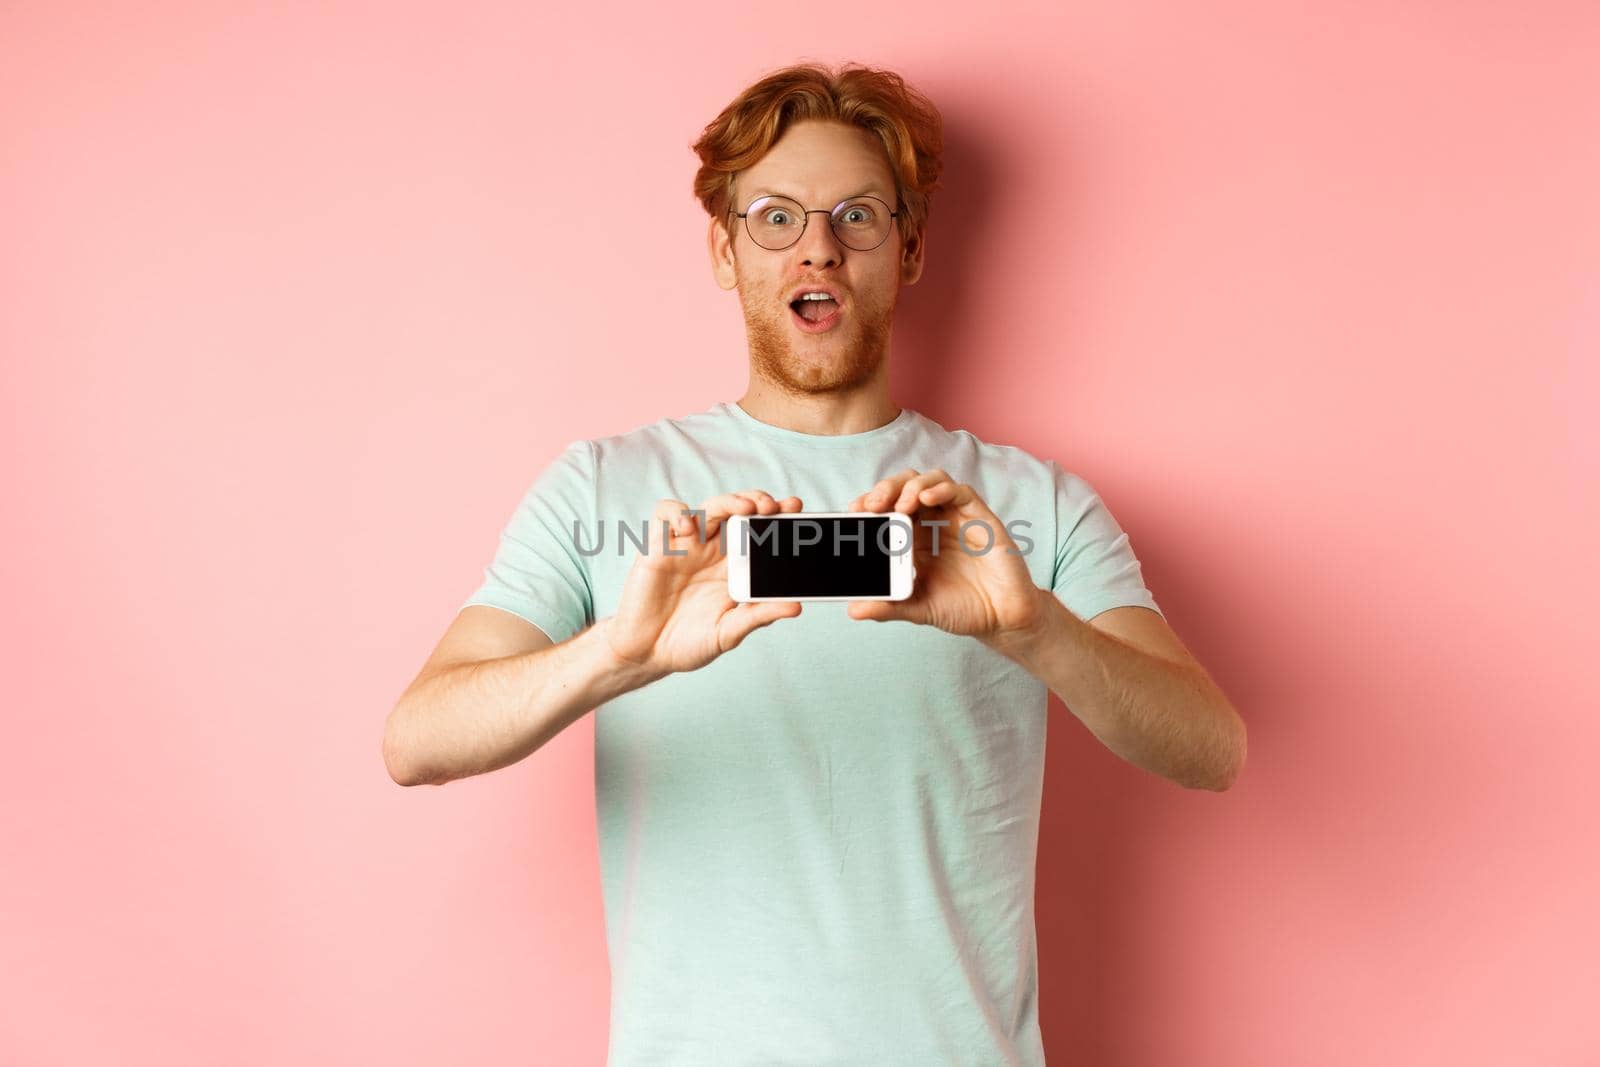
[{"x1": 691, "y1": 61, "x2": 945, "y2": 255}]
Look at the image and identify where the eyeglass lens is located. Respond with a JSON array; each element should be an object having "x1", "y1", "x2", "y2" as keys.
[{"x1": 742, "y1": 195, "x2": 894, "y2": 251}]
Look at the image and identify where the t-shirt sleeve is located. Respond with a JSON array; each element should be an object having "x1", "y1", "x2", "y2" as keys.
[
  {"x1": 1048, "y1": 461, "x2": 1165, "y2": 623},
  {"x1": 459, "y1": 438, "x2": 597, "y2": 644}
]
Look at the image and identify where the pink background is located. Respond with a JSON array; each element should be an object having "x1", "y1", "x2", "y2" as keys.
[{"x1": 4, "y1": 3, "x2": 1596, "y2": 1064}]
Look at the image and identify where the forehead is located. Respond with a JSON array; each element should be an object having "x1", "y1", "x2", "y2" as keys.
[
  {"x1": 734, "y1": 120, "x2": 896, "y2": 205},
  {"x1": 742, "y1": 184, "x2": 892, "y2": 205}
]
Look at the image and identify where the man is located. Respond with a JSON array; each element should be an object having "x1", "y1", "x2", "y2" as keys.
[{"x1": 384, "y1": 62, "x2": 1245, "y2": 1067}]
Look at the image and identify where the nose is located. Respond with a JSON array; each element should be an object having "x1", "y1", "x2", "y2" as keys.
[{"x1": 795, "y1": 210, "x2": 844, "y2": 267}]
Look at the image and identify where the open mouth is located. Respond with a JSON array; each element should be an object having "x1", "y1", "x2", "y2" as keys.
[{"x1": 788, "y1": 293, "x2": 842, "y2": 333}]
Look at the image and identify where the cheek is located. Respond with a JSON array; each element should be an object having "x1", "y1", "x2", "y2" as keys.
[
  {"x1": 734, "y1": 267, "x2": 782, "y2": 308},
  {"x1": 858, "y1": 275, "x2": 897, "y2": 313}
]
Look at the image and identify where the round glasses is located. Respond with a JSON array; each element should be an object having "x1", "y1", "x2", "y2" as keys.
[{"x1": 731, "y1": 194, "x2": 900, "y2": 252}]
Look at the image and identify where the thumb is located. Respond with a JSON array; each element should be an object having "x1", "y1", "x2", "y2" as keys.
[
  {"x1": 720, "y1": 600, "x2": 802, "y2": 650},
  {"x1": 846, "y1": 597, "x2": 918, "y2": 624}
]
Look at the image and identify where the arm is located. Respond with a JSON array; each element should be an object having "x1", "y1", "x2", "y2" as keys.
[
  {"x1": 843, "y1": 468, "x2": 1245, "y2": 792},
  {"x1": 385, "y1": 490, "x2": 807, "y2": 787},
  {"x1": 382, "y1": 606, "x2": 664, "y2": 787},
  {"x1": 982, "y1": 594, "x2": 1246, "y2": 791}
]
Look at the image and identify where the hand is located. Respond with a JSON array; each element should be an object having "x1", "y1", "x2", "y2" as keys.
[
  {"x1": 845, "y1": 468, "x2": 1047, "y2": 643},
  {"x1": 600, "y1": 489, "x2": 804, "y2": 676}
]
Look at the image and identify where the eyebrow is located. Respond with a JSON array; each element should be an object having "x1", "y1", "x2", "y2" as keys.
[{"x1": 745, "y1": 186, "x2": 891, "y2": 204}]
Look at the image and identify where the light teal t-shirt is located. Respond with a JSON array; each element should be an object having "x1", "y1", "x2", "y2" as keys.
[{"x1": 462, "y1": 400, "x2": 1163, "y2": 1067}]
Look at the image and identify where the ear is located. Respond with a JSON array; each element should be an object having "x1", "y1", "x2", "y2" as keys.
[
  {"x1": 900, "y1": 226, "x2": 926, "y2": 286},
  {"x1": 709, "y1": 215, "x2": 738, "y2": 291}
]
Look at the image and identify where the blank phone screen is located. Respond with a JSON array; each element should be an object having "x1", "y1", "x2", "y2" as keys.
[{"x1": 745, "y1": 515, "x2": 894, "y2": 597}]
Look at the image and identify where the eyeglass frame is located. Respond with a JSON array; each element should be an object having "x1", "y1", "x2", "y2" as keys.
[{"x1": 728, "y1": 191, "x2": 901, "y2": 252}]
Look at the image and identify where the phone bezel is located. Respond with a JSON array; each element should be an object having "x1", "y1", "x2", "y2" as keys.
[{"x1": 726, "y1": 511, "x2": 916, "y2": 602}]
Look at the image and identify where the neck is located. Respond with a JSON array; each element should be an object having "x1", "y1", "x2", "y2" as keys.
[{"x1": 736, "y1": 374, "x2": 901, "y2": 436}]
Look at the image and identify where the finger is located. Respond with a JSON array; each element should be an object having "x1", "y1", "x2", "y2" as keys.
[
  {"x1": 720, "y1": 599, "x2": 803, "y2": 651},
  {"x1": 859, "y1": 468, "x2": 920, "y2": 513},
  {"x1": 698, "y1": 489, "x2": 781, "y2": 528},
  {"x1": 891, "y1": 469, "x2": 954, "y2": 515},
  {"x1": 699, "y1": 492, "x2": 759, "y2": 523},
  {"x1": 651, "y1": 498, "x2": 696, "y2": 536},
  {"x1": 647, "y1": 498, "x2": 698, "y2": 556},
  {"x1": 695, "y1": 493, "x2": 760, "y2": 542},
  {"x1": 731, "y1": 489, "x2": 782, "y2": 514},
  {"x1": 915, "y1": 479, "x2": 972, "y2": 516},
  {"x1": 652, "y1": 497, "x2": 689, "y2": 526},
  {"x1": 933, "y1": 482, "x2": 1015, "y2": 552},
  {"x1": 702, "y1": 490, "x2": 797, "y2": 540},
  {"x1": 943, "y1": 481, "x2": 1002, "y2": 524}
]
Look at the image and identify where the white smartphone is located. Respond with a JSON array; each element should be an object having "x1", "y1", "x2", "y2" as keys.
[{"x1": 727, "y1": 511, "x2": 916, "y2": 602}]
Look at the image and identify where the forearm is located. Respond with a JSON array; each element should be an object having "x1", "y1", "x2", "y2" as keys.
[
  {"x1": 385, "y1": 618, "x2": 664, "y2": 787},
  {"x1": 983, "y1": 591, "x2": 1245, "y2": 791}
]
